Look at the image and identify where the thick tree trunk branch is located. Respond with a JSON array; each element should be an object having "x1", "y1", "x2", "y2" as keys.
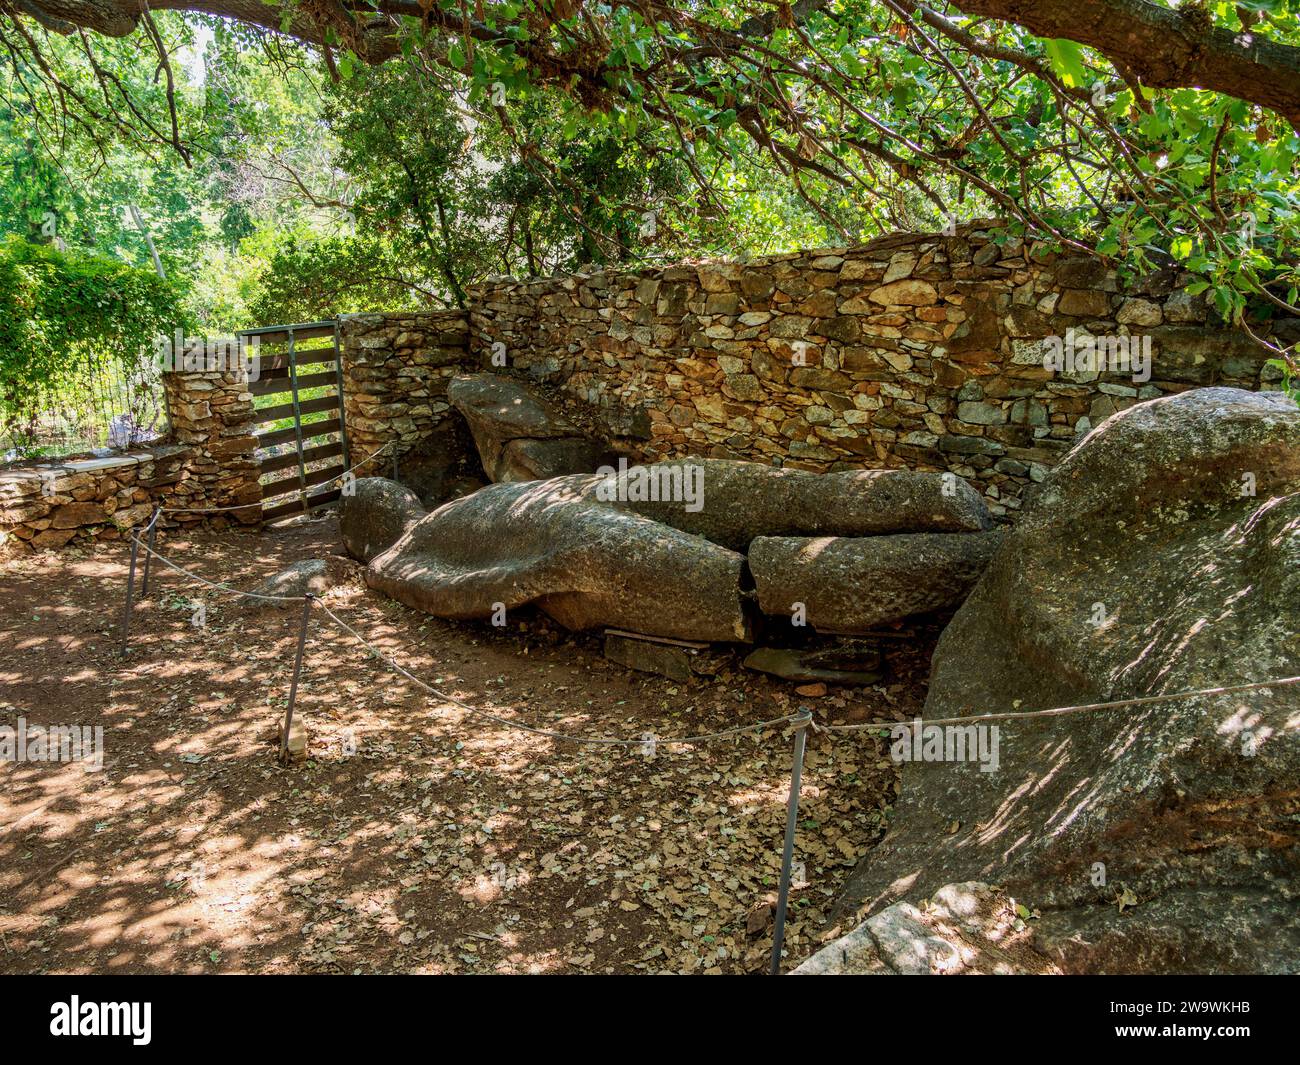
[
  {"x1": 15, "y1": 0, "x2": 1300, "y2": 124},
  {"x1": 951, "y1": 0, "x2": 1300, "y2": 125}
]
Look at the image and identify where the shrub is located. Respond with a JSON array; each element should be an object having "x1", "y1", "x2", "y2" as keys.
[{"x1": 0, "y1": 236, "x2": 187, "y2": 456}]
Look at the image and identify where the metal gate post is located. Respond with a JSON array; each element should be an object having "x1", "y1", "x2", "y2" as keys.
[
  {"x1": 331, "y1": 319, "x2": 350, "y2": 472},
  {"x1": 286, "y1": 327, "x2": 307, "y2": 515}
]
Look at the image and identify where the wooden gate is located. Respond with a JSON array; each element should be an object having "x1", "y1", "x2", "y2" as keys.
[{"x1": 241, "y1": 321, "x2": 350, "y2": 523}]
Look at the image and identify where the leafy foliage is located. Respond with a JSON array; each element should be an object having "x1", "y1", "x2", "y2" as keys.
[
  {"x1": 360, "y1": 0, "x2": 1300, "y2": 372},
  {"x1": 0, "y1": 236, "x2": 185, "y2": 452},
  {"x1": 249, "y1": 235, "x2": 429, "y2": 321},
  {"x1": 0, "y1": 1, "x2": 1297, "y2": 403}
]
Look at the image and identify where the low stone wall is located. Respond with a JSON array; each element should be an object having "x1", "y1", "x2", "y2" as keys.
[
  {"x1": 466, "y1": 224, "x2": 1293, "y2": 516},
  {"x1": 1, "y1": 444, "x2": 197, "y2": 551},
  {"x1": 2, "y1": 367, "x2": 263, "y2": 553}
]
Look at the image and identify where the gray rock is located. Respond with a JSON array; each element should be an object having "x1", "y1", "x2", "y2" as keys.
[
  {"x1": 835, "y1": 388, "x2": 1300, "y2": 974},
  {"x1": 247, "y1": 557, "x2": 359, "y2": 608},
  {"x1": 793, "y1": 882, "x2": 1053, "y2": 975},
  {"x1": 604, "y1": 633, "x2": 701, "y2": 682},
  {"x1": 338, "y1": 477, "x2": 425, "y2": 563},
  {"x1": 499, "y1": 436, "x2": 617, "y2": 483},
  {"x1": 749, "y1": 532, "x2": 1001, "y2": 632},
  {"x1": 861, "y1": 903, "x2": 965, "y2": 975},
  {"x1": 604, "y1": 459, "x2": 992, "y2": 552},
  {"x1": 448, "y1": 373, "x2": 612, "y2": 482},
  {"x1": 366, "y1": 474, "x2": 751, "y2": 643}
]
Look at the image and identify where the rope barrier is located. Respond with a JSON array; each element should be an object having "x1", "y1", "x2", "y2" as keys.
[
  {"x1": 112, "y1": 527, "x2": 1300, "y2": 974},
  {"x1": 127, "y1": 529, "x2": 307, "y2": 603},
  {"x1": 819, "y1": 675, "x2": 1300, "y2": 732},
  {"x1": 332, "y1": 441, "x2": 394, "y2": 483},
  {"x1": 155, "y1": 499, "x2": 264, "y2": 515},
  {"x1": 122, "y1": 530, "x2": 1300, "y2": 743},
  {"x1": 121, "y1": 532, "x2": 804, "y2": 745}
]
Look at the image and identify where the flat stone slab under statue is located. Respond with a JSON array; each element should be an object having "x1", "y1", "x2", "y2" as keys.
[{"x1": 447, "y1": 373, "x2": 616, "y2": 482}]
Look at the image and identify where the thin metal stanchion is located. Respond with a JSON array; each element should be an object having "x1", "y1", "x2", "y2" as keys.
[
  {"x1": 770, "y1": 709, "x2": 812, "y2": 975},
  {"x1": 279, "y1": 594, "x2": 315, "y2": 764},
  {"x1": 140, "y1": 507, "x2": 161, "y2": 597},
  {"x1": 120, "y1": 533, "x2": 140, "y2": 655}
]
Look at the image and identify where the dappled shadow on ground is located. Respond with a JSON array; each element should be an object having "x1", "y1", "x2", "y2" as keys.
[{"x1": 0, "y1": 515, "x2": 930, "y2": 973}]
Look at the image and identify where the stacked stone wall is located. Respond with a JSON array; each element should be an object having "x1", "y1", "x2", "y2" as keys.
[
  {"x1": 466, "y1": 224, "x2": 1292, "y2": 516},
  {"x1": 2, "y1": 367, "x2": 262, "y2": 553},
  {"x1": 338, "y1": 310, "x2": 471, "y2": 474}
]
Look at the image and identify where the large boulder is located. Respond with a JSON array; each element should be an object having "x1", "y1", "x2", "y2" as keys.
[
  {"x1": 749, "y1": 532, "x2": 1001, "y2": 632},
  {"x1": 604, "y1": 459, "x2": 991, "y2": 551},
  {"x1": 366, "y1": 474, "x2": 750, "y2": 642},
  {"x1": 338, "y1": 477, "x2": 425, "y2": 563},
  {"x1": 447, "y1": 373, "x2": 615, "y2": 482},
  {"x1": 833, "y1": 388, "x2": 1300, "y2": 974}
]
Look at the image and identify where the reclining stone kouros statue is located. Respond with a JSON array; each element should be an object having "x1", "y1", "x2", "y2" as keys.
[{"x1": 339, "y1": 456, "x2": 999, "y2": 643}]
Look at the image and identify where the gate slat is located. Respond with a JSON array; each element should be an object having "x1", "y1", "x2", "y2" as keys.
[
  {"x1": 253, "y1": 394, "x2": 341, "y2": 425},
  {"x1": 255, "y1": 417, "x2": 342, "y2": 450},
  {"x1": 249, "y1": 370, "x2": 337, "y2": 396},
  {"x1": 260, "y1": 440, "x2": 343, "y2": 474},
  {"x1": 261, "y1": 463, "x2": 346, "y2": 500},
  {"x1": 253, "y1": 347, "x2": 338, "y2": 374},
  {"x1": 262, "y1": 488, "x2": 342, "y2": 523},
  {"x1": 240, "y1": 324, "x2": 336, "y2": 344}
]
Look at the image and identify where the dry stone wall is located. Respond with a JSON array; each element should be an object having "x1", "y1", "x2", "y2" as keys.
[
  {"x1": 339, "y1": 311, "x2": 469, "y2": 466},
  {"x1": 161, "y1": 366, "x2": 262, "y2": 519},
  {"x1": 1, "y1": 368, "x2": 262, "y2": 553},
  {"x1": 467, "y1": 224, "x2": 1293, "y2": 517},
  {"x1": 0, "y1": 445, "x2": 197, "y2": 552}
]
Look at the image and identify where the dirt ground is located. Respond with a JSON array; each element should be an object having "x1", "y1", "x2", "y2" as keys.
[{"x1": 0, "y1": 514, "x2": 937, "y2": 974}]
